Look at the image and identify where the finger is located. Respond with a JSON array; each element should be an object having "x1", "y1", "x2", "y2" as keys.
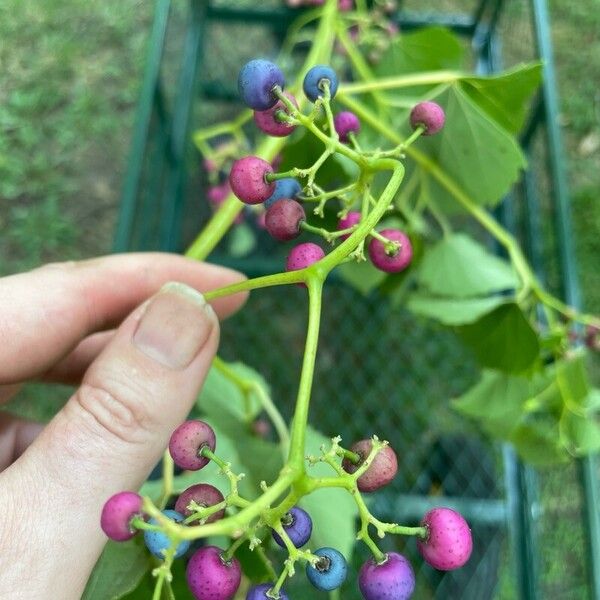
[
  {"x1": 0, "y1": 412, "x2": 43, "y2": 471},
  {"x1": 0, "y1": 253, "x2": 246, "y2": 383},
  {"x1": 0, "y1": 282, "x2": 220, "y2": 597}
]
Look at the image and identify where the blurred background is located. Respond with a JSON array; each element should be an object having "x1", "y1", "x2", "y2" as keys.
[{"x1": 1, "y1": 1, "x2": 599, "y2": 598}]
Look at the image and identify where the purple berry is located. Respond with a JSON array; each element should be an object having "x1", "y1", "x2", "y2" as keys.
[
  {"x1": 265, "y1": 199, "x2": 306, "y2": 241},
  {"x1": 368, "y1": 229, "x2": 413, "y2": 273},
  {"x1": 342, "y1": 439, "x2": 398, "y2": 492},
  {"x1": 303, "y1": 65, "x2": 339, "y2": 102},
  {"x1": 334, "y1": 111, "x2": 360, "y2": 143},
  {"x1": 417, "y1": 507, "x2": 473, "y2": 570},
  {"x1": 168, "y1": 420, "x2": 216, "y2": 471},
  {"x1": 337, "y1": 211, "x2": 361, "y2": 240},
  {"x1": 100, "y1": 491, "x2": 144, "y2": 541},
  {"x1": 229, "y1": 156, "x2": 275, "y2": 205},
  {"x1": 175, "y1": 484, "x2": 225, "y2": 525},
  {"x1": 254, "y1": 92, "x2": 299, "y2": 137},
  {"x1": 409, "y1": 101, "x2": 445, "y2": 135},
  {"x1": 286, "y1": 242, "x2": 325, "y2": 272},
  {"x1": 358, "y1": 552, "x2": 415, "y2": 600},
  {"x1": 186, "y1": 546, "x2": 241, "y2": 600},
  {"x1": 238, "y1": 59, "x2": 285, "y2": 111},
  {"x1": 246, "y1": 583, "x2": 289, "y2": 600},
  {"x1": 272, "y1": 506, "x2": 313, "y2": 548}
]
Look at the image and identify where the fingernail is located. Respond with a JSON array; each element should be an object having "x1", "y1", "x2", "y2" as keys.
[{"x1": 133, "y1": 282, "x2": 217, "y2": 369}]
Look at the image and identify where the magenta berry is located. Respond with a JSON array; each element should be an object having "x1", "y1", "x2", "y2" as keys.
[
  {"x1": 186, "y1": 546, "x2": 241, "y2": 600},
  {"x1": 254, "y1": 92, "x2": 299, "y2": 137},
  {"x1": 168, "y1": 420, "x2": 216, "y2": 471},
  {"x1": 368, "y1": 228, "x2": 413, "y2": 273},
  {"x1": 100, "y1": 491, "x2": 144, "y2": 542},
  {"x1": 265, "y1": 199, "x2": 306, "y2": 241},
  {"x1": 229, "y1": 156, "x2": 275, "y2": 205},
  {"x1": 175, "y1": 483, "x2": 225, "y2": 525},
  {"x1": 409, "y1": 101, "x2": 445, "y2": 136},
  {"x1": 286, "y1": 242, "x2": 325, "y2": 273},
  {"x1": 334, "y1": 111, "x2": 361, "y2": 143},
  {"x1": 417, "y1": 507, "x2": 473, "y2": 570},
  {"x1": 342, "y1": 439, "x2": 398, "y2": 492},
  {"x1": 358, "y1": 552, "x2": 415, "y2": 600},
  {"x1": 337, "y1": 211, "x2": 361, "y2": 240}
]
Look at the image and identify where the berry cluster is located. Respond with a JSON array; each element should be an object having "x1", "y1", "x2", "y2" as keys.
[{"x1": 101, "y1": 421, "x2": 472, "y2": 599}]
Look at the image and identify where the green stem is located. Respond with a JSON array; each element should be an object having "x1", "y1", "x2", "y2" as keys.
[
  {"x1": 159, "y1": 451, "x2": 174, "y2": 509},
  {"x1": 339, "y1": 70, "x2": 464, "y2": 94}
]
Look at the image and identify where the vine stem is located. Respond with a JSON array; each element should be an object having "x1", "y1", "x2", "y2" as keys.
[{"x1": 339, "y1": 70, "x2": 464, "y2": 94}]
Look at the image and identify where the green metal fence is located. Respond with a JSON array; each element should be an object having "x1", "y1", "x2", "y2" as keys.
[{"x1": 114, "y1": 1, "x2": 600, "y2": 597}]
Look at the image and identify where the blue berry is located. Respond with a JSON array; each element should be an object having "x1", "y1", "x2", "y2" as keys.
[
  {"x1": 306, "y1": 547, "x2": 348, "y2": 591},
  {"x1": 144, "y1": 510, "x2": 190, "y2": 559},
  {"x1": 238, "y1": 59, "x2": 286, "y2": 111},
  {"x1": 272, "y1": 506, "x2": 313, "y2": 548},
  {"x1": 264, "y1": 178, "x2": 302, "y2": 208},
  {"x1": 246, "y1": 583, "x2": 289, "y2": 600},
  {"x1": 303, "y1": 65, "x2": 339, "y2": 102}
]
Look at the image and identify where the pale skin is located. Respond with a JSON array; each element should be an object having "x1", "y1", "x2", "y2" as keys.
[{"x1": 0, "y1": 253, "x2": 247, "y2": 599}]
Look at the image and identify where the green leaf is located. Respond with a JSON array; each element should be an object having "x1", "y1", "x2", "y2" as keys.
[
  {"x1": 417, "y1": 233, "x2": 519, "y2": 298},
  {"x1": 460, "y1": 63, "x2": 543, "y2": 134},
  {"x1": 336, "y1": 259, "x2": 386, "y2": 296},
  {"x1": 555, "y1": 353, "x2": 590, "y2": 410},
  {"x1": 586, "y1": 389, "x2": 600, "y2": 413},
  {"x1": 299, "y1": 427, "x2": 358, "y2": 559},
  {"x1": 559, "y1": 410, "x2": 600, "y2": 456},
  {"x1": 82, "y1": 539, "x2": 150, "y2": 600},
  {"x1": 408, "y1": 294, "x2": 506, "y2": 325},
  {"x1": 457, "y1": 303, "x2": 540, "y2": 373},
  {"x1": 228, "y1": 222, "x2": 256, "y2": 258},
  {"x1": 422, "y1": 86, "x2": 527, "y2": 211},
  {"x1": 510, "y1": 420, "x2": 569, "y2": 467},
  {"x1": 234, "y1": 538, "x2": 273, "y2": 583}
]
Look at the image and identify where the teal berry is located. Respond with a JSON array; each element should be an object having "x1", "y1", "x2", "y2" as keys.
[
  {"x1": 303, "y1": 65, "x2": 339, "y2": 102},
  {"x1": 264, "y1": 177, "x2": 302, "y2": 208},
  {"x1": 144, "y1": 510, "x2": 190, "y2": 559},
  {"x1": 306, "y1": 547, "x2": 348, "y2": 591},
  {"x1": 238, "y1": 59, "x2": 286, "y2": 111}
]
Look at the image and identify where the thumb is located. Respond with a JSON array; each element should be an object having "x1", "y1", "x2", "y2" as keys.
[{"x1": 0, "y1": 282, "x2": 220, "y2": 598}]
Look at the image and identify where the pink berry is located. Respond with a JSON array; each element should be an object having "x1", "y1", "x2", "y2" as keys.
[
  {"x1": 368, "y1": 228, "x2": 412, "y2": 273},
  {"x1": 337, "y1": 211, "x2": 361, "y2": 240},
  {"x1": 229, "y1": 156, "x2": 275, "y2": 205},
  {"x1": 333, "y1": 111, "x2": 361, "y2": 143},
  {"x1": 254, "y1": 92, "x2": 299, "y2": 137},
  {"x1": 175, "y1": 484, "x2": 225, "y2": 525},
  {"x1": 186, "y1": 546, "x2": 241, "y2": 600},
  {"x1": 203, "y1": 158, "x2": 217, "y2": 172},
  {"x1": 168, "y1": 420, "x2": 216, "y2": 471},
  {"x1": 409, "y1": 101, "x2": 445, "y2": 135},
  {"x1": 286, "y1": 242, "x2": 325, "y2": 272},
  {"x1": 207, "y1": 182, "x2": 230, "y2": 205},
  {"x1": 342, "y1": 439, "x2": 398, "y2": 492},
  {"x1": 417, "y1": 508, "x2": 473, "y2": 570},
  {"x1": 100, "y1": 491, "x2": 144, "y2": 541},
  {"x1": 265, "y1": 199, "x2": 306, "y2": 241},
  {"x1": 255, "y1": 211, "x2": 267, "y2": 229},
  {"x1": 338, "y1": 0, "x2": 353, "y2": 9}
]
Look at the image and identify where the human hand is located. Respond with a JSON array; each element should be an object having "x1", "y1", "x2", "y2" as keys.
[{"x1": 0, "y1": 253, "x2": 247, "y2": 598}]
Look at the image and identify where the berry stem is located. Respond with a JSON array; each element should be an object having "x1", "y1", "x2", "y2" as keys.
[
  {"x1": 340, "y1": 70, "x2": 464, "y2": 95},
  {"x1": 158, "y1": 450, "x2": 175, "y2": 510},
  {"x1": 337, "y1": 447, "x2": 361, "y2": 464}
]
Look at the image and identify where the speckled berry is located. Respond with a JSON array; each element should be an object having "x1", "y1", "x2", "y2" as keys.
[
  {"x1": 303, "y1": 65, "x2": 339, "y2": 102},
  {"x1": 342, "y1": 439, "x2": 398, "y2": 492},
  {"x1": 334, "y1": 111, "x2": 360, "y2": 143},
  {"x1": 144, "y1": 510, "x2": 190, "y2": 559},
  {"x1": 368, "y1": 229, "x2": 413, "y2": 273},
  {"x1": 175, "y1": 484, "x2": 225, "y2": 525},
  {"x1": 254, "y1": 92, "x2": 299, "y2": 137},
  {"x1": 417, "y1": 507, "x2": 473, "y2": 570},
  {"x1": 168, "y1": 420, "x2": 216, "y2": 471},
  {"x1": 306, "y1": 547, "x2": 348, "y2": 591},
  {"x1": 186, "y1": 546, "x2": 242, "y2": 600},
  {"x1": 272, "y1": 506, "x2": 313, "y2": 548},
  {"x1": 409, "y1": 101, "x2": 445, "y2": 135},
  {"x1": 229, "y1": 156, "x2": 275, "y2": 205},
  {"x1": 265, "y1": 199, "x2": 306, "y2": 241},
  {"x1": 238, "y1": 59, "x2": 285, "y2": 111},
  {"x1": 286, "y1": 242, "x2": 325, "y2": 273},
  {"x1": 358, "y1": 552, "x2": 415, "y2": 600},
  {"x1": 246, "y1": 583, "x2": 289, "y2": 600},
  {"x1": 264, "y1": 177, "x2": 302, "y2": 208},
  {"x1": 100, "y1": 491, "x2": 144, "y2": 541},
  {"x1": 337, "y1": 211, "x2": 361, "y2": 240}
]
